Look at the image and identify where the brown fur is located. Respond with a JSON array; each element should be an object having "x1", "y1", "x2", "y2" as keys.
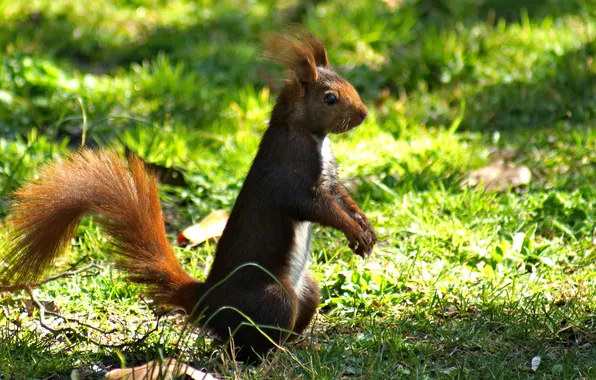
[
  {"x1": 1, "y1": 151, "x2": 198, "y2": 303},
  {"x1": 262, "y1": 25, "x2": 328, "y2": 82},
  {"x1": 0, "y1": 26, "x2": 376, "y2": 363}
]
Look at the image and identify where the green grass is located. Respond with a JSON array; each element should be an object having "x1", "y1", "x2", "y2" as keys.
[{"x1": 1, "y1": 0, "x2": 595, "y2": 378}]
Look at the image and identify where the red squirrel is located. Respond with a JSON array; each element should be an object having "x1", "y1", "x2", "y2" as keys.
[{"x1": 0, "y1": 27, "x2": 377, "y2": 362}]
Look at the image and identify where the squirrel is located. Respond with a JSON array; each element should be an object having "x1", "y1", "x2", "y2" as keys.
[{"x1": 0, "y1": 26, "x2": 377, "y2": 362}]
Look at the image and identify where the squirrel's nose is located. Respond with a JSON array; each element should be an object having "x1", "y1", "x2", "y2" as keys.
[{"x1": 359, "y1": 108, "x2": 368, "y2": 122}]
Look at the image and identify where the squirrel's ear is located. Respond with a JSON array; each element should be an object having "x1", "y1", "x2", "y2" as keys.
[
  {"x1": 262, "y1": 25, "x2": 327, "y2": 86},
  {"x1": 295, "y1": 57, "x2": 318, "y2": 86},
  {"x1": 285, "y1": 24, "x2": 329, "y2": 68}
]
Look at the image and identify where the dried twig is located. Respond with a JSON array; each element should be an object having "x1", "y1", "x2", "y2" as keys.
[
  {"x1": 0, "y1": 263, "x2": 102, "y2": 292},
  {"x1": 44, "y1": 309, "x2": 118, "y2": 335},
  {"x1": 26, "y1": 287, "x2": 160, "y2": 349},
  {"x1": 2, "y1": 259, "x2": 161, "y2": 349}
]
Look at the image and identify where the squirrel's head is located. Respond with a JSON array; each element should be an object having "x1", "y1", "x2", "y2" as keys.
[{"x1": 264, "y1": 26, "x2": 368, "y2": 136}]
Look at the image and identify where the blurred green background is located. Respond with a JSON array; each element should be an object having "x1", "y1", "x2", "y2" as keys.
[{"x1": 1, "y1": 0, "x2": 594, "y2": 138}]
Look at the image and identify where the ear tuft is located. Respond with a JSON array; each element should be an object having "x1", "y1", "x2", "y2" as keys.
[
  {"x1": 262, "y1": 24, "x2": 329, "y2": 86},
  {"x1": 295, "y1": 57, "x2": 317, "y2": 85}
]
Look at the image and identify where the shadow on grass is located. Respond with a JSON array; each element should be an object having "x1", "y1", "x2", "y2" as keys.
[
  {"x1": 0, "y1": 6, "x2": 274, "y2": 78},
  {"x1": 3, "y1": 289, "x2": 595, "y2": 378},
  {"x1": 416, "y1": 0, "x2": 588, "y2": 25},
  {"x1": 0, "y1": 325, "x2": 211, "y2": 378},
  {"x1": 368, "y1": 36, "x2": 596, "y2": 193},
  {"x1": 0, "y1": 5, "x2": 282, "y2": 140},
  {"x1": 1, "y1": 1, "x2": 592, "y2": 128},
  {"x1": 301, "y1": 289, "x2": 596, "y2": 378},
  {"x1": 1, "y1": 0, "x2": 588, "y2": 84},
  {"x1": 1, "y1": 1, "x2": 594, "y2": 195},
  {"x1": 463, "y1": 40, "x2": 596, "y2": 133}
]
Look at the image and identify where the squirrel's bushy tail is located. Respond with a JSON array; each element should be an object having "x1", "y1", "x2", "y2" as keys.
[{"x1": 1, "y1": 151, "x2": 200, "y2": 310}]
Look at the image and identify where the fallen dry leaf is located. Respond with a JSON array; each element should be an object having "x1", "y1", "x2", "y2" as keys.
[
  {"x1": 382, "y1": 0, "x2": 405, "y2": 10},
  {"x1": 178, "y1": 210, "x2": 229, "y2": 246},
  {"x1": 105, "y1": 359, "x2": 218, "y2": 380},
  {"x1": 293, "y1": 341, "x2": 322, "y2": 351},
  {"x1": 462, "y1": 160, "x2": 531, "y2": 191}
]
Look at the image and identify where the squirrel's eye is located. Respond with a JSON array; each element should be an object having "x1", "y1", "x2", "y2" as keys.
[{"x1": 324, "y1": 93, "x2": 337, "y2": 105}]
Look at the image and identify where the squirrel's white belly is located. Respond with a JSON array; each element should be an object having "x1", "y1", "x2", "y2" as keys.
[
  {"x1": 288, "y1": 220, "x2": 312, "y2": 297},
  {"x1": 320, "y1": 136, "x2": 336, "y2": 186},
  {"x1": 288, "y1": 136, "x2": 332, "y2": 297}
]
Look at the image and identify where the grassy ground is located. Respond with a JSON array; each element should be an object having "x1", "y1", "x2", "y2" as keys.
[{"x1": 1, "y1": 0, "x2": 595, "y2": 378}]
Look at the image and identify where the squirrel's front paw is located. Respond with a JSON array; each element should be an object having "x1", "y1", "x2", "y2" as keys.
[
  {"x1": 347, "y1": 227, "x2": 374, "y2": 258},
  {"x1": 353, "y1": 213, "x2": 377, "y2": 249}
]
